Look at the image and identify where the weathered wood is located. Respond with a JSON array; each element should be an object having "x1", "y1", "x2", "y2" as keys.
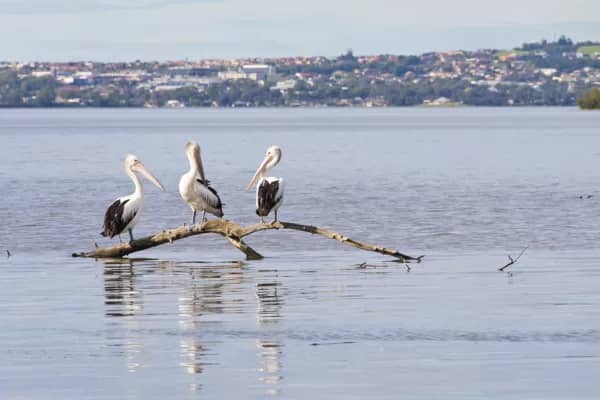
[
  {"x1": 248, "y1": 221, "x2": 421, "y2": 261},
  {"x1": 72, "y1": 219, "x2": 422, "y2": 262},
  {"x1": 224, "y1": 235, "x2": 264, "y2": 261}
]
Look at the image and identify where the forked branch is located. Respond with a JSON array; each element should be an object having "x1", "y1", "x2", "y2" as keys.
[
  {"x1": 72, "y1": 219, "x2": 423, "y2": 262},
  {"x1": 498, "y1": 246, "x2": 528, "y2": 271}
]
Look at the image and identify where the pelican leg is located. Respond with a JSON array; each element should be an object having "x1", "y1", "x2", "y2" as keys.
[
  {"x1": 260, "y1": 216, "x2": 265, "y2": 224},
  {"x1": 274, "y1": 210, "x2": 278, "y2": 222},
  {"x1": 118, "y1": 235, "x2": 122, "y2": 243},
  {"x1": 192, "y1": 210, "x2": 197, "y2": 225},
  {"x1": 199, "y1": 211, "x2": 208, "y2": 229},
  {"x1": 128, "y1": 229, "x2": 134, "y2": 243}
]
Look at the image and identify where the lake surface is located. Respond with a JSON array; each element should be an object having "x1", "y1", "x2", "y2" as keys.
[{"x1": 1, "y1": 107, "x2": 600, "y2": 399}]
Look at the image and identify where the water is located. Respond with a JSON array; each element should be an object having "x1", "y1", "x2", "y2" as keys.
[{"x1": 1, "y1": 107, "x2": 600, "y2": 399}]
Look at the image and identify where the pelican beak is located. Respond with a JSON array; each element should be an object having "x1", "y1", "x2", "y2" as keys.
[
  {"x1": 246, "y1": 154, "x2": 271, "y2": 191},
  {"x1": 194, "y1": 147, "x2": 206, "y2": 182},
  {"x1": 134, "y1": 162, "x2": 165, "y2": 191}
]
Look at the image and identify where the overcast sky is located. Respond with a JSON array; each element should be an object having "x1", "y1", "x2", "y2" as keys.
[{"x1": 1, "y1": 0, "x2": 600, "y2": 61}]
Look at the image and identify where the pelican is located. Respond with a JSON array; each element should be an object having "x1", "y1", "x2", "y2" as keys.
[
  {"x1": 179, "y1": 141, "x2": 224, "y2": 225},
  {"x1": 101, "y1": 154, "x2": 165, "y2": 242},
  {"x1": 246, "y1": 145, "x2": 284, "y2": 223}
]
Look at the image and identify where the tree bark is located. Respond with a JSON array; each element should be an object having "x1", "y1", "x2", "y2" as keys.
[{"x1": 72, "y1": 219, "x2": 422, "y2": 262}]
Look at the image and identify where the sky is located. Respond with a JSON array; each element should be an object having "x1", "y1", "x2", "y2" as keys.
[{"x1": 1, "y1": 0, "x2": 600, "y2": 61}]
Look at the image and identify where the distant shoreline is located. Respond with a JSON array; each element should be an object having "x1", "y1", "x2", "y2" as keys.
[
  {"x1": 2, "y1": 37, "x2": 598, "y2": 108},
  {"x1": 0, "y1": 104, "x2": 584, "y2": 110}
]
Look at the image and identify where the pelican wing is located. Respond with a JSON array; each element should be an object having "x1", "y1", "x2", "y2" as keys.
[
  {"x1": 195, "y1": 179, "x2": 224, "y2": 215},
  {"x1": 256, "y1": 178, "x2": 283, "y2": 217},
  {"x1": 102, "y1": 199, "x2": 136, "y2": 238}
]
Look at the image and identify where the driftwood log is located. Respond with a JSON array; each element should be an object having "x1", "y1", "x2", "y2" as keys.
[{"x1": 72, "y1": 219, "x2": 422, "y2": 262}]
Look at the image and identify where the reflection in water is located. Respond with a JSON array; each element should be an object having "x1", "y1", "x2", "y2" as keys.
[
  {"x1": 104, "y1": 260, "x2": 143, "y2": 317},
  {"x1": 103, "y1": 260, "x2": 145, "y2": 372},
  {"x1": 103, "y1": 259, "x2": 248, "y2": 379},
  {"x1": 256, "y1": 280, "x2": 283, "y2": 323},
  {"x1": 102, "y1": 259, "x2": 292, "y2": 393},
  {"x1": 256, "y1": 271, "x2": 285, "y2": 394},
  {"x1": 257, "y1": 340, "x2": 283, "y2": 392},
  {"x1": 180, "y1": 338, "x2": 208, "y2": 375},
  {"x1": 175, "y1": 261, "x2": 245, "y2": 383}
]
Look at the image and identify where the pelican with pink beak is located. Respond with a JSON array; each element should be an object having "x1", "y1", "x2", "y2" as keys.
[
  {"x1": 101, "y1": 154, "x2": 165, "y2": 242},
  {"x1": 246, "y1": 145, "x2": 285, "y2": 223}
]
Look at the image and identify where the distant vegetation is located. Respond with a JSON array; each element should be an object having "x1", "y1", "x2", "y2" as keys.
[
  {"x1": 577, "y1": 46, "x2": 600, "y2": 57},
  {"x1": 578, "y1": 88, "x2": 600, "y2": 110}
]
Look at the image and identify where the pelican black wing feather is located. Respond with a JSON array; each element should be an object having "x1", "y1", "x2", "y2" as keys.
[
  {"x1": 256, "y1": 180, "x2": 280, "y2": 217},
  {"x1": 101, "y1": 199, "x2": 134, "y2": 238},
  {"x1": 197, "y1": 179, "x2": 224, "y2": 214}
]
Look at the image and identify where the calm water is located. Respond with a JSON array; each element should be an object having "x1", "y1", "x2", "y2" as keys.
[{"x1": 1, "y1": 108, "x2": 600, "y2": 399}]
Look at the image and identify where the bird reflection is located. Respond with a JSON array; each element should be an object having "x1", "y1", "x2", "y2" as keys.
[
  {"x1": 104, "y1": 259, "x2": 143, "y2": 317},
  {"x1": 255, "y1": 271, "x2": 285, "y2": 393},
  {"x1": 257, "y1": 340, "x2": 283, "y2": 389},
  {"x1": 103, "y1": 259, "x2": 145, "y2": 372},
  {"x1": 176, "y1": 261, "x2": 245, "y2": 379},
  {"x1": 101, "y1": 258, "x2": 292, "y2": 388},
  {"x1": 256, "y1": 281, "x2": 283, "y2": 323},
  {"x1": 180, "y1": 338, "x2": 208, "y2": 375}
]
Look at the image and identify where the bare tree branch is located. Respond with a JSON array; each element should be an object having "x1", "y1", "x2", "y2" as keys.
[
  {"x1": 72, "y1": 219, "x2": 422, "y2": 262},
  {"x1": 498, "y1": 246, "x2": 528, "y2": 271}
]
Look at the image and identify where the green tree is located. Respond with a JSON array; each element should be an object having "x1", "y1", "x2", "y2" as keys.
[
  {"x1": 35, "y1": 86, "x2": 56, "y2": 106},
  {"x1": 578, "y1": 88, "x2": 600, "y2": 110}
]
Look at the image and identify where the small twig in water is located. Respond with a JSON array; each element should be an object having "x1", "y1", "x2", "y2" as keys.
[
  {"x1": 356, "y1": 262, "x2": 398, "y2": 270},
  {"x1": 357, "y1": 262, "x2": 380, "y2": 269},
  {"x1": 310, "y1": 341, "x2": 355, "y2": 346},
  {"x1": 498, "y1": 246, "x2": 528, "y2": 271}
]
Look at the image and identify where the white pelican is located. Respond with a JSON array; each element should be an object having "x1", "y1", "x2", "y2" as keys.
[
  {"x1": 179, "y1": 141, "x2": 224, "y2": 225},
  {"x1": 101, "y1": 154, "x2": 165, "y2": 242},
  {"x1": 246, "y1": 145, "x2": 284, "y2": 223}
]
